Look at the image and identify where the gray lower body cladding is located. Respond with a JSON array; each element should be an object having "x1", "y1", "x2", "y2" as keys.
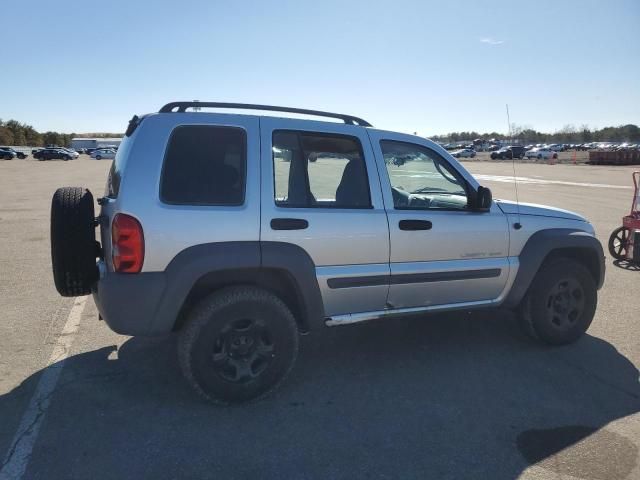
[
  {"x1": 92, "y1": 241, "x2": 325, "y2": 336},
  {"x1": 93, "y1": 272, "x2": 167, "y2": 335}
]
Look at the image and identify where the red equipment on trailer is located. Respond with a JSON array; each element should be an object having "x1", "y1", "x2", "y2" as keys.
[{"x1": 608, "y1": 171, "x2": 640, "y2": 264}]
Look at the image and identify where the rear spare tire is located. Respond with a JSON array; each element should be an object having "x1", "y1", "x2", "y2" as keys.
[{"x1": 51, "y1": 187, "x2": 98, "y2": 296}]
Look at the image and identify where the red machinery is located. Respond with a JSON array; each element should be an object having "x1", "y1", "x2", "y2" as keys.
[{"x1": 608, "y1": 171, "x2": 640, "y2": 264}]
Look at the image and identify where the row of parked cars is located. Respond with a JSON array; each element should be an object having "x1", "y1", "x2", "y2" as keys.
[
  {"x1": 0, "y1": 147, "x2": 29, "y2": 159},
  {"x1": 0, "y1": 145, "x2": 119, "y2": 161},
  {"x1": 448, "y1": 145, "x2": 558, "y2": 161}
]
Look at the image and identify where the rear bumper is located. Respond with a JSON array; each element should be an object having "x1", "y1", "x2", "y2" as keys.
[{"x1": 92, "y1": 271, "x2": 173, "y2": 336}]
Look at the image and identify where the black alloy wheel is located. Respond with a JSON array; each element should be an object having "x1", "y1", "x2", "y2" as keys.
[
  {"x1": 544, "y1": 278, "x2": 585, "y2": 332},
  {"x1": 211, "y1": 317, "x2": 275, "y2": 383}
]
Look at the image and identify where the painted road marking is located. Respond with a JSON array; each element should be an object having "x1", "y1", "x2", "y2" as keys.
[
  {"x1": 0, "y1": 296, "x2": 88, "y2": 480},
  {"x1": 391, "y1": 170, "x2": 630, "y2": 189},
  {"x1": 474, "y1": 174, "x2": 631, "y2": 189}
]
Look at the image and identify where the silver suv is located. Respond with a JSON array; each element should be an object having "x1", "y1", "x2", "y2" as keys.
[{"x1": 50, "y1": 102, "x2": 605, "y2": 404}]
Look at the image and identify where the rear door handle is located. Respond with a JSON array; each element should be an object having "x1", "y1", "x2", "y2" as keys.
[
  {"x1": 399, "y1": 219, "x2": 432, "y2": 231},
  {"x1": 271, "y1": 218, "x2": 309, "y2": 230}
]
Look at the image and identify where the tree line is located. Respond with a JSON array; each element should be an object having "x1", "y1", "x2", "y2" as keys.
[
  {"x1": 2, "y1": 117, "x2": 638, "y2": 148},
  {"x1": 431, "y1": 123, "x2": 640, "y2": 144},
  {"x1": 0, "y1": 119, "x2": 122, "y2": 147}
]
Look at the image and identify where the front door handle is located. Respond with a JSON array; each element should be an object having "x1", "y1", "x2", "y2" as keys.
[
  {"x1": 271, "y1": 218, "x2": 309, "y2": 230},
  {"x1": 399, "y1": 219, "x2": 432, "y2": 231}
]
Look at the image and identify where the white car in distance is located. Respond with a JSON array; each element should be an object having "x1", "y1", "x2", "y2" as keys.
[
  {"x1": 451, "y1": 148, "x2": 476, "y2": 158},
  {"x1": 91, "y1": 148, "x2": 117, "y2": 160},
  {"x1": 525, "y1": 147, "x2": 558, "y2": 160}
]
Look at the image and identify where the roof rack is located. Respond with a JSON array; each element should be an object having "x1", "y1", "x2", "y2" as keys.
[{"x1": 158, "y1": 102, "x2": 372, "y2": 127}]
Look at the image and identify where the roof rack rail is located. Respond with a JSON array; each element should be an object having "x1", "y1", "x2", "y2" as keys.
[{"x1": 158, "y1": 102, "x2": 372, "y2": 127}]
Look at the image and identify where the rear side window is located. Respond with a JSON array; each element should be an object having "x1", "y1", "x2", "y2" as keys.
[
  {"x1": 272, "y1": 130, "x2": 371, "y2": 209},
  {"x1": 161, "y1": 125, "x2": 246, "y2": 205}
]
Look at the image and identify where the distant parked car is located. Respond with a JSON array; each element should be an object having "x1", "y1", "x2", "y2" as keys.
[
  {"x1": 0, "y1": 148, "x2": 17, "y2": 160},
  {"x1": 0, "y1": 147, "x2": 27, "y2": 159},
  {"x1": 490, "y1": 146, "x2": 526, "y2": 160},
  {"x1": 90, "y1": 148, "x2": 117, "y2": 160},
  {"x1": 64, "y1": 148, "x2": 80, "y2": 159},
  {"x1": 451, "y1": 148, "x2": 476, "y2": 158},
  {"x1": 525, "y1": 147, "x2": 557, "y2": 160},
  {"x1": 34, "y1": 148, "x2": 75, "y2": 161},
  {"x1": 547, "y1": 144, "x2": 565, "y2": 152}
]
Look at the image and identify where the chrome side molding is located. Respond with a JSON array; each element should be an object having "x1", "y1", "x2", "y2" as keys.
[{"x1": 325, "y1": 299, "x2": 495, "y2": 327}]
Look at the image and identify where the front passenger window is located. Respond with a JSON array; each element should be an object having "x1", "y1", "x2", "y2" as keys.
[{"x1": 381, "y1": 140, "x2": 468, "y2": 210}]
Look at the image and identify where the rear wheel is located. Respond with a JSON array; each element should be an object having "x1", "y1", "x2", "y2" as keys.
[
  {"x1": 608, "y1": 226, "x2": 630, "y2": 260},
  {"x1": 519, "y1": 258, "x2": 597, "y2": 345},
  {"x1": 178, "y1": 287, "x2": 299, "y2": 404}
]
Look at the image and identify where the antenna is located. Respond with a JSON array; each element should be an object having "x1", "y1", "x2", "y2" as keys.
[{"x1": 506, "y1": 104, "x2": 522, "y2": 230}]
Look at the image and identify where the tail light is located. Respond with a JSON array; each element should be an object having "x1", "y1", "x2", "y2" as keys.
[{"x1": 112, "y1": 213, "x2": 144, "y2": 273}]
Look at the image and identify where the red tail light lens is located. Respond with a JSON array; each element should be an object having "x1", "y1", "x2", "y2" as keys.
[{"x1": 112, "y1": 213, "x2": 144, "y2": 273}]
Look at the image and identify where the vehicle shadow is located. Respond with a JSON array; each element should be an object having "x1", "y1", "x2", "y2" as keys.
[
  {"x1": 613, "y1": 259, "x2": 640, "y2": 271},
  {"x1": 1, "y1": 310, "x2": 638, "y2": 479}
]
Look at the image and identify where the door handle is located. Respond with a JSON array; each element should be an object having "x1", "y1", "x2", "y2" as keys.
[
  {"x1": 399, "y1": 219, "x2": 432, "y2": 231},
  {"x1": 271, "y1": 218, "x2": 309, "y2": 230}
]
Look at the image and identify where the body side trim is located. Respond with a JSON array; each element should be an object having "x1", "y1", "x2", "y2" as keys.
[{"x1": 327, "y1": 268, "x2": 501, "y2": 289}]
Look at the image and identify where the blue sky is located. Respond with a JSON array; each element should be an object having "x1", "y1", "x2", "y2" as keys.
[{"x1": 2, "y1": 0, "x2": 638, "y2": 135}]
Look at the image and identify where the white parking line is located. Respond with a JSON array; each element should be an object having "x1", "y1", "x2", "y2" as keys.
[
  {"x1": 391, "y1": 170, "x2": 630, "y2": 189},
  {"x1": 0, "y1": 296, "x2": 87, "y2": 480},
  {"x1": 473, "y1": 174, "x2": 630, "y2": 189}
]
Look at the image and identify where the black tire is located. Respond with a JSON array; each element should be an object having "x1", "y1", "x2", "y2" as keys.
[
  {"x1": 608, "y1": 226, "x2": 630, "y2": 260},
  {"x1": 178, "y1": 286, "x2": 299, "y2": 405},
  {"x1": 95, "y1": 155, "x2": 102, "y2": 160},
  {"x1": 50, "y1": 187, "x2": 98, "y2": 296},
  {"x1": 519, "y1": 258, "x2": 597, "y2": 345}
]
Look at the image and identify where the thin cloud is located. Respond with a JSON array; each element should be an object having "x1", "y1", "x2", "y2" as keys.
[{"x1": 480, "y1": 37, "x2": 504, "y2": 45}]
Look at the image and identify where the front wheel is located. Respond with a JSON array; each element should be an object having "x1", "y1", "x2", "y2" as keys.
[
  {"x1": 518, "y1": 258, "x2": 597, "y2": 345},
  {"x1": 608, "y1": 226, "x2": 630, "y2": 260},
  {"x1": 95, "y1": 155, "x2": 102, "y2": 160},
  {"x1": 178, "y1": 287, "x2": 299, "y2": 404}
]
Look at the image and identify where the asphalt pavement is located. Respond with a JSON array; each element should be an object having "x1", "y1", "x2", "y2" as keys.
[{"x1": 0, "y1": 157, "x2": 638, "y2": 479}]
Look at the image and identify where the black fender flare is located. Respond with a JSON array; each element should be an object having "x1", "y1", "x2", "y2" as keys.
[
  {"x1": 149, "y1": 241, "x2": 324, "y2": 333},
  {"x1": 503, "y1": 228, "x2": 605, "y2": 308}
]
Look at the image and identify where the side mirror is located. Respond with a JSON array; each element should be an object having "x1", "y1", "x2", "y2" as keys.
[{"x1": 474, "y1": 186, "x2": 493, "y2": 212}]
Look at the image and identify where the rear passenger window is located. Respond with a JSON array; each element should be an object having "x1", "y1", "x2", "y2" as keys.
[
  {"x1": 272, "y1": 130, "x2": 371, "y2": 208},
  {"x1": 161, "y1": 125, "x2": 246, "y2": 205}
]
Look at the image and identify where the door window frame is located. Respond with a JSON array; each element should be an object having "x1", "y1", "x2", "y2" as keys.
[
  {"x1": 380, "y1": 139, "x2": 473, "y2": 211},
  {"x1": 271, "y1": 129, "x2": 373, "y2": 209},
  {"x1": 368, "y1": 131, "x2": 482, "y2": 214},
  {"x1": 260, "y1": 117, "x2": 386, "y2": 213}
]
